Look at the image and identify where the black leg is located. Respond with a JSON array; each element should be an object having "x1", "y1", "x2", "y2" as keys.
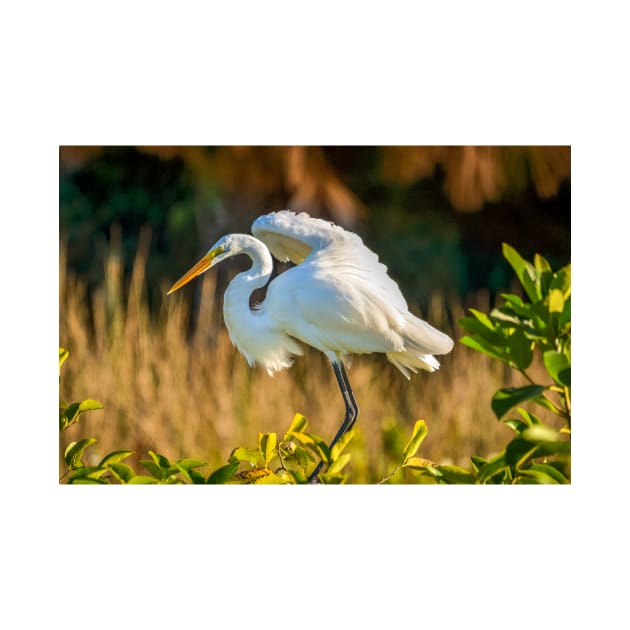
[
  {"x1": 337, "y1": 361, "x2": 359, "y2": 432},
  {"x1": 308, "y1": 360, "x2": 360, "y2": 483}
]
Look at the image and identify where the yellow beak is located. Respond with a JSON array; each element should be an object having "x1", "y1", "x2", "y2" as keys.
[{"x1": 167, "y1": 247, "x2": 222, "y2": 295}]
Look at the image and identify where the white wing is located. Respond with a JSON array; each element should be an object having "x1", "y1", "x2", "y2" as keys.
[
  {"x1": 254, "y1": 211, "x2": 453, "y2": 366},
  {"x1": 253, "y1": 210, "x2": 408, "y2": 309},
  {"x1": 251, "y1": 210, "x2": 364, "y2": 264}
]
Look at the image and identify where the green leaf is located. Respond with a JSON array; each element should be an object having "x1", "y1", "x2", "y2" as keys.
[
  {"x1": 518, "y1": 425, "x2": 571, "y2": 459},
  {"x1": 531, "y1": 394, "x2": 564, "y2": 416},
  {"x1": 176, "y1": 458, "x2": 208, "y2": 471},
  {"x1": 189, "y1": 470, "x2": 207, "y2": 484},
  {"x1": 173, "y1": 460, "x2": 208, "y2": 483},
  {"x1": 550, "y1": 264, "x2": 571, "y2": 296},
  {"x1": 61, "y1": 399, "x2": 104, "y2": 430},
  {"x1": 548, "y1": 289, "x2": 565, "y2": 313},
  {"x1": 288, "y1": 445, "x2": 315, "y2": 471},
  {"x1": 470, "y1": 456, "x2": 487, "y2": 474},
  {"x1": 534, "y1": 253, "x2": 552, "y2": 273},
  {"x1": 524, "y1": 463, "x2": 568, "y2": 484},
  {"x1": 254, "y1": 471, "x2": 288, "y2": 484},
  {"x1": 77, "y1": 399, "x2": 103, "y2": 412},
  {"x1": 287, "y1": 469, "x2": 308, "y2": 484},
  {"x1": 274, "y1": 470, "x2": 296, "y2": 483},
  {"x1": 320, "y1": 472, "x2": 345, "y2": 485},
  {"x1": 148, "y1": 450, "x2": 171, "y2": 468},
  {"x1": 68, "y1": 476, "x2": 108, "y2": 484},
  {"x1": 107, "y1": 463, "x2": 135, "y2": 483},
  {"x1": 516, "y1": 408, "x2": 541, "y2": 426},
  {"x1": 68, "y1": 466, "x2": 108, "y2": 483},
  {"x1": 543, "y1": 350, "x2": 571, "y2": 387},
  {"x1": 128, "y1": 475, "x2": 159, "y2": 484},
  {"x1": 206, "y1": 461, "x2": 240, "y2": 484},
  {"x1": 500, "y1": 293, "x2": 532, "y2": 317},
  {"x1": 327, "y1": 453, "x2": 351, "y2": 476},
  {"x1": 516, "y1": 468, "x2": 561, "y2": 484},
  {"x1": 259, "y1": 433, "x2": 277, "y2": 465},
  {"x1": 64, "y1": 438, "x2": 97, "y2": 469},
  {"x1": 539, "y1": 270, "x2": 554, "y2": 298},
  {"x1": 414, "y1": 465, "x2": 443, "y2": 480},
  {"x1": 559, "y1": 295, "x2": 571, "y2": 329},
  {"x1": 506, "y1": 328, "x2": 534, "y2": 369},
  {"x1": 402, "y1": 420, "x2": 428, "y2": 460},
  {"x1": 491, "y1": 385, "x2": 545, "y2": 419},
  {"x1": 477, "y1": 453, "x2": 510, "y2": 483},
  {"x1": 505, "y1": 438, "x2": 540, "y2": 470},
  {"x1": 284, "y1": 413, "x2": 308, "y2": 437},
  {"x1": 59, "y1": 348, "x2": 69, "y2": 370},
  {"x1": 490, "y1": 308, "x2": 529, "y2": 330},
  {"x1": 460, "y1": 335, "x2": 506, "y2": 362},
  {"x1": 402, "y1": 457, "x2": 434, "y2": 470},
  {"x1": 459, "y1": 317, "x2": 502, "y2": 345},
  {"x1": 330, "y1": 429, "x2": 355, "y2": 460},
  {"x1": 139, "y1": 460, "x2": 165, "y2": 480},
  {"x1": 164, "y1": 476, "x2": 185, "y2": 485},
  {"x1": 290, "y1": 432, "x2": 331, "y2": 465},
  {"x1": 59, "y1": 412, "x2": 69, "y2": 432},
  {"x1": 468, "y1": 308, "x2": 496, "y2": 329},
  {"x1": 99, "y1": 450, "x2": 134, "y2": 467},
  {"x1": 521, "y1": 424, "x2": 562, "y2": 443},
  {"x1": 436, "y1": 465, "x2": 476, "y2": 484},
  {"x1": 229, "y1": 447, "x2": 263, "y2": 466},
  {"x1": 61, "y1": 403, "x2": 81, "y2": 427},
  {"x1": 504, "y1": 418, "x2": 529, "y2": 434},
  {"x1": 502, "y1": 243, "x2": 540, "y2": 302}
]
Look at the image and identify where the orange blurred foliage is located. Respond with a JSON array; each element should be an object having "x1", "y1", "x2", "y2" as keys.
[{"x1": 60, "y1": 145, "x2": 570, "y2": 221}]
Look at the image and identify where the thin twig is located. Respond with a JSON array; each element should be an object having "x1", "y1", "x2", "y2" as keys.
[
  {"x1": 518, "y1": 368, "x2": 536, "y2": 385},
  {"x1": 276, "y1": 443, "x2": 287, "y2": 472},
  {"x1": 378, "y1": 465, "x2": 402, "y2": 484}
]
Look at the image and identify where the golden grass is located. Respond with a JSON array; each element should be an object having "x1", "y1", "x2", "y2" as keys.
[{"x1": 59, "y1": 231, "x2": 552, "y2": 483}]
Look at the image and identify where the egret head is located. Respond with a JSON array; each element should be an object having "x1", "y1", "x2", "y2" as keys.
[{"x1": 167, "y1": 235, "x2": 234, "y2": 295}]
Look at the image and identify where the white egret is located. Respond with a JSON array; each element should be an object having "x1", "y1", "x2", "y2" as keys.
[{"x1": 167, "y1": 210, "x2": 453, "y2": 482}]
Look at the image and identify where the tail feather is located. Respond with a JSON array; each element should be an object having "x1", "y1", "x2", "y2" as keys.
[
  {"x1": 386, "y1": 351, "x2": 441, "y2": 379},
  {"x1": 386, "y1": 314, "x2": 452, "y2": 379},
  {"x1": 403, "y1": 313, "x2": 454, "y2": 356}
]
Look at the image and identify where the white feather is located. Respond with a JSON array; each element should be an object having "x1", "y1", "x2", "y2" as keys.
[
  {"x1": 248, "y1": 210, "x2": 453, "y2": 376},
  {"x1": 170, "y1": 210, "x2": 453, "y2": 376}
]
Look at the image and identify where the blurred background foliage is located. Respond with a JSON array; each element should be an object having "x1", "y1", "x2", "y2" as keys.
[
  {"x1": 59, "y1": 146, "x2": 570, "y2": 308},
  {"x1": 59, "y1": 146, "x2": 570, "y2": 479}
]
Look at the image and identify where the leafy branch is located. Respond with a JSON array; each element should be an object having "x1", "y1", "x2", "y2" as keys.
[{"x1": 460, "y1": 244, "x2": 571, "y2": 428}]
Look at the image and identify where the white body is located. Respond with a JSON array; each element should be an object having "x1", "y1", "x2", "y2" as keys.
[{"x1": 217, "y1": 211, "x2": 453, "y2": 378}]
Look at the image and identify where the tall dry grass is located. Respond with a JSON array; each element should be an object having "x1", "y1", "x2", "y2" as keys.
[{"x1": 59, "y1": 229, "x2": 550, "y2": 482}]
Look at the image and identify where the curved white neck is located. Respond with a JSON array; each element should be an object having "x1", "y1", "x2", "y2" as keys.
[{"x1": 222, "y1": 236, "x2": 274, "y2": 351}]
